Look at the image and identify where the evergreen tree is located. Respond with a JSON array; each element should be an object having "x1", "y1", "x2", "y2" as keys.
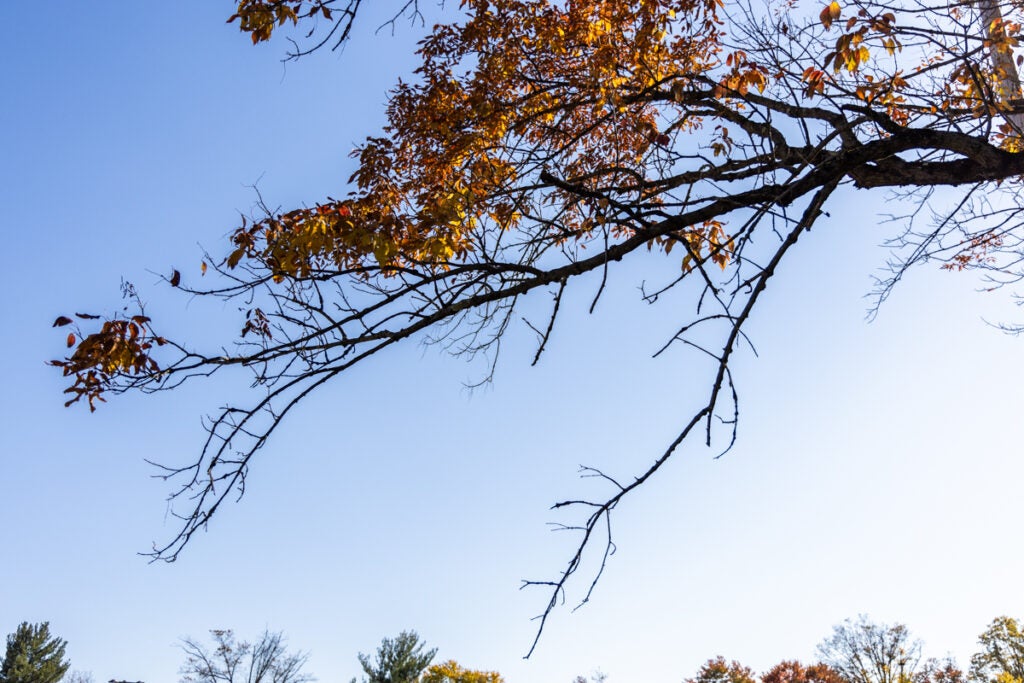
[
  {"x1": 353, "y1": 631, "x2": 436, "y2": 683},
  {"x1": 0, "y1": 622, "x2": 69, "y2": 683}
]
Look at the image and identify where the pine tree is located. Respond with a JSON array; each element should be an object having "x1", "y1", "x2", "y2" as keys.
[
  {"x1": 353, "y1": 631, "x2": 436, "y2": 683},
  {"x1": 0, "y1": 622, "x2": 69, "y2": 683}
]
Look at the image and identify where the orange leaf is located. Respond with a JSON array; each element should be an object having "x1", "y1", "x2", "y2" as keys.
[
  {"x1": 820, "y1": 1, "x2": 841, "y2": 29},
  {"x1": 66, "y1": 333, "x2": 76, "y2": 348}
]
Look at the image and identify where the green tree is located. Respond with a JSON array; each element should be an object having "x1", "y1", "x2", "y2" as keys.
[
  {"x1": 353, "y1": 631, "x2": 436, "y2": 683},
  {"x1": 816, "y1": 616, "x2": 922, "y2": 683},
  {"x1": 0, "y1": 622, "x2": 69, "y2": 683},
  {"x1": 970, "y1": 617, "x2": 1024, "y2": 683}
]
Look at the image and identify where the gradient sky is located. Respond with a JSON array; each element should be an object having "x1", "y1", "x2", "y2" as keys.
[{"x1": 2, "y1": 3, "x2": 1023, "y2": 683}]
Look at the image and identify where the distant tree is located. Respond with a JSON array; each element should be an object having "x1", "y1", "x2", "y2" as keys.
[
  {"x1": 969, "y1": 617, "x2": 1024, "y2": 683},
  {"x1": 572, "y1": 672, "x2": 607, "y2": 683},
  {"x1": 918, "y1": 658, "x2": 966, "y2": 683},
  {"x1": 0, "y1": 622, "x2": 69, "y2": 683},
  {"x1": 422, "y1": 660, "x2": 504, "y2": 683},
  {"x1": 179, "y1": 629, "x2": 313, "y2": 683},
  {"x1": 686, "y1": 657, "x2": 757, "y2": 683},
  {"x1": 762, "y1": 660, "x2": 845, "y2": 683},
  {"x1": 352, "y1": 631, "x2": 436, "y2": 683},
  {"x1": 817, "y1": 616, "x2": 922, "y2": 683}
]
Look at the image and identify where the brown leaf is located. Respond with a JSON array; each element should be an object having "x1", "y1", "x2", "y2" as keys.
[
  {"x1": 170, "y1": 270, "x2": 181, "y2": 287},
  {"x1": 66, "y1": 333, "x2": 76, "y2": 348},
  {"x1": 75, "y1": 312, "x2": 101, "y2": 320},
  {"x1": 53, "y1": 316, "x2": 74, "y2": 327}
]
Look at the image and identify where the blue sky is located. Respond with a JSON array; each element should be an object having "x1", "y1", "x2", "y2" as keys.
[{"x1": 2, "y1": 3, "x2": 1023, "y2": 683}]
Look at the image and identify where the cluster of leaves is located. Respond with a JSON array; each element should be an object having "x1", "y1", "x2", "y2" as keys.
[
  {"x1": 228, "y1": 0, "x2": 422, "y2": 57},
  {"x1": 228, "y1": 0, "x2": 334, "y2": 44},
  {"x1": 49, "y1": 313, "x2": 163, "y2": 412}
]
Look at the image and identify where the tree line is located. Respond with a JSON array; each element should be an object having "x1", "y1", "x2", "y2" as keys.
[{"x1": 4, "y1": 615, "x2": 1024, "y2": 683}]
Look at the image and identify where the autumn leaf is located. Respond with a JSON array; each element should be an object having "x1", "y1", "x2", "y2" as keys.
[
  {"x1": 820, "y1": 1, "x2": 841, "y2": 30},
  {"x1": 53, "y1": 316, "x2": 73, "y2": 327}
]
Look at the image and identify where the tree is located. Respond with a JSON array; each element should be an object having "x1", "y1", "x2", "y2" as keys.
[
  {"x1": 179, "y1": 629, "x2": 314, "y2": 683},
  {"x1": 52, "y1": 0, "x2": 1024, "y2": 653},
  {"x1": 918, "y1": 658, "x2": 966, "y2": 683},
  {"x1": 817, "y1": 616, "x2": 923, "y2": 683},
  {"x1": 686, "y1": 657, "x2": 758, "y2": 683},
  {"x1": 970, "y1": 616, "x2": 1024, "y2": 683},
  {"x1": 62, "y1": 673, "x2": 93, "y2": 683},
  {"x1": 762, "y1": 660, "x2": 845, "y2": 683},
  {"x1": 422, "y1": 660, "x2": 504, "y2": 683},
  {"x1": 0, "y1": 622, "x2": 69, "y2": 683},
  {"x1": 352, "y1": 631, "x2": 436, "y2": 683}
]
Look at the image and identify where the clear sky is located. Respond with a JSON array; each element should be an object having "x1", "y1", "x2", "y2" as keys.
[{"x1": 2, "y1": 3, "x2": 1022, "y2": 683}]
